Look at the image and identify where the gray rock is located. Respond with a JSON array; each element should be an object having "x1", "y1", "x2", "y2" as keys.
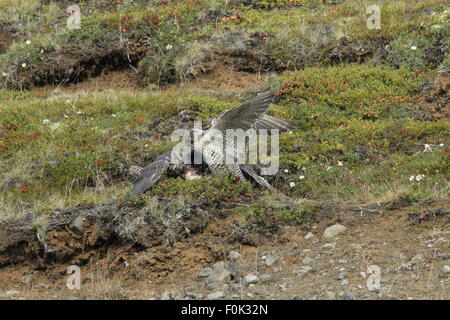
[
  {"x1": 259, "y1": 274, "x2": 273, "y2": 283},
  {"x1": 441, "y1": 265, "x2": 450, "y2": 274},
  {"x1": 338, "y1": 259, "x2": 348, "y2": 264},
  {"x1": 206, "y1": 281, "x2": 227, "y2": 291},
  {"x1": 198, "y1": 267, "x2": 213, "y2": 278},
  {"x1": 323, "y1": 224, "x2": 347, "y2": 238},
  {"x1": 338, "y1": 271, "x2": 346, "y2": 280},
  {"x1": 341, "y1": 292, "x2": 356, "y2": 300},
  {"x1": 35, "y1": 283, "x2": 50, "y2": 289},
  {"x1": 324, "y1": 291, "x2": 336, "y2": 300},
  {"x1": 264, "y1": 254, "x2": 279, "y2": 267},
  {"x1": 224, "y1": 262, "x2": 240, "y2": 277},
  {"x1": 230, "y1": 285, "x2": 242, "y2": 293},
  {"x1": 208, "y1": 262, "x2": 232, "y2": 282},
  {"x1": 160, "y1": 291, "x2": 176, "y2": 300},
  {"x1": 410, "y1": 254, "x2": 425, "y2": 265},
  {"x1": 296, "y1": 266, "x2": 312, "y2": 276},
  {"x1": 243, "y1": 274, "x2": 259, "y2": 286},
  {"x1": 302, "y1": 257, "x2": 314, "y2": 265},
  {"x1": 228, "y1": 251, "x2": 241, "y2": 261},
  {"x1": 20, "y1": 274, "x2": 33, "y2": 285},
  {"x1": 304, "y1": 232, "x2": 314, "y2": 240},
  {"x1": 5, "y1": 290, "x2": 20, "y2": 297},
  {"x1": 322, "y1": 242, "x2": 337, "y2": 250},
  {"x1": 400, "y1": 263, "x2": 414, "y2": 271},
  {"x1": 207, "y1": 291, "x2": 225, "y2": 300}
]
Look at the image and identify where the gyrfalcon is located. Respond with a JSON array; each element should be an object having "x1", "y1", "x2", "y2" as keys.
[{"x1": 127, "y1": 91, "x2": 296, "y2": 198}]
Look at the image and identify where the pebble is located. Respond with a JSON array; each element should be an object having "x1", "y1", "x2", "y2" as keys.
[
  {"x1": 264, "y1": 254, "x2": 278, "y2": 267},
  {"x1": 337, "y1": 271, "x2": 346, "y2": 280},
  {"x1": 243, "y1": 274, "x2": 259, "y2": 286},
  {"x1": 5, "y1": 290, "x2": 20, "y2": 297},
  {"x1": 304, "y1": 232, "x2": 314, "y2": 240},
  {"x1": 198, "y1": 267, "x2": 212, "y2": 278},
  {"x1": 259, "y1": 274, "x2": 273, "y2": 283},
  {"x1": 296, "y1": 266, "x2": 312, "y2": 276},
  {"x1": 302, "y1": 257, "x2": 314, "y2": 265},
  {"x1": 20, "y1": 274, "x2": 33, "y2": 285},
  {"x1": 207, "y1": 291, "x2": 225, "y2": 300},
  {"x1": 322, "y1": 242, "x2": 336, "y2": 249},
  {"x1": 341, "y1": 292, "x2": 356, "y2": 300},
  {"x1": 324, "y1": 291, "x2": 336, "y2": 300},
  {"x1": 323, "y1": 224, "x2": 347, "y2": 238},
  {"x1": 228, "y1": 251, "x2": 241, "y2": 261},
  {"x1": 160, "y1": 291, "x2": 176, "y2": 300},
  {"x1": 441, "y1": 265, "x2": 450, "y2": 274},
  {"x1": 410, "y1": 254, "x2": 425, "y2": 265}
]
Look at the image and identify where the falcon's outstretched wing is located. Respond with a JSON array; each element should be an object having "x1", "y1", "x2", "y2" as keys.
[
  {"x1": 253, "y1": 114, "x2": 297, "y2": 133},
  {"x1": 128, "y1": 151, "x2": 172, "y2": 198},
  {"x1": 211, "y1": 91, "x2": 276, "y2": 131}
]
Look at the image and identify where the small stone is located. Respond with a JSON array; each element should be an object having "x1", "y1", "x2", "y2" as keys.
[
  {"x1": 296, "y1": 266, "x2": 312, "y2": 276},
  {"x1": 323, "y1": 224, "x2": 347, "y2": 238},
  {"x1": 441, "y1": 265, "x2": 450, "y2": 274},
  {"x1": 302, "y1": 257, "x2": 314, "y2": 265},
  {"x1": 322, "y1": 242, "x2": 336, "y2": 249},
  {"x1": 243, "y1": 274, "x2": 259, "y2": 286},
  {"x1": 5, "y1": 290, "x2": 20, "y2": 297},
  {"x1": 206, "y1": 281, "x2": 223, "y2": 291},
  {"x1": 228, "y1": 251, "x2": 241, "y2": 261},
  {"x1": 35, "y1": 283, "x2": 50, "y2": 289},
  {"x1": 324, "y1": 291, "x2": 336, "y2": 300},
  {"x1": 229, "y1": 285, "x2": 242, "y2": 293},
  {"x1": 207, "y1": 291, "x2": 225, "y2": 300},
  {"x1": 160, "y1": 291, "x2": 176, "y2": 300},
  {"x1": 304, "y1": 232, "x2": 314, "y2": 240},
  {"x1": 410, "y1": 254, "x2": 425, "y2": 265},
  {"x1": 400, "y1": 263, "x2": 414, "y2": 271},
  {"x1": 360, "y1": 272, "x2": 367, "y2": 279},
  {"x1": 264, "y1": 254, "x2": 278, "y2": 267},
  {"x1": 208, "y1": 262, "x2": 232, "y2": 282},
  {"x1": 224, "y1": 262, "x2": 240, "y2": 277},
  {"x1": 338, "y1": 259, "x2": 348, "y2": 264},
  {"x1": 198, "y1": 267, "x2": 212, "y2": 278},
  {"x1": 341, "y1": 292, "x2": 356, "y2": 300},
  {"x1": 338, "y1": 271, "x2": 346, "y2": 280},
  {"x1": 259, "y1": 274, "x2": 273, "y2": 283},
  {"x1": 20, "y1": 275, "x2": 33, "y2": 285},
  {"x1": 341, "y1": 280, "x2": 349, "y2": 285}
]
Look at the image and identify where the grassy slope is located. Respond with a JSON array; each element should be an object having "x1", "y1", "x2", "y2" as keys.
[{"x1": 0, "y1": 0, "x2": 449, "y2": 229}]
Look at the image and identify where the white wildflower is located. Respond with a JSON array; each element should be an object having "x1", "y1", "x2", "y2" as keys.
[
  {"x1": 42, "y1": 119, "x2": 50, "y2": 125},
  {"x1": 337, "y1": 161, "x2": 344, "y2": 166},
  {"x1": 409, "y1": 175, "x2": 415, "y2": 182},
  {"x1": 423, "y1": 144, "x2": 432, "y2": 152},
  {"x1": 299, "y1": 175, "x2": 305, "y2": 180},
  {"x1": 112, "y1": 114, "x2": 117, "y2": 118},
  {"x1": 415, "y1": 174, "x2": 425, "y2": 182},
  {"x1": 25, "y1": 40, "x2": 31, "y2": 45},
  {"x1": 21, "y1": 63, "x2": 27, "y2": 68},
  {"x1": 1, "y1": 72, "x2": 7, "y2": 77},
  {"x1": 410, "y1": 46, "x2": 417, "y2": 51},
  {"x1": 439, "y1": 143, "x2": 444, "y2": 147},
  {"x1": 289, "y1": 182, "x2": 296, "y2": 188},
  {"x1": 284, "y1": 169, "x2": 289, "y2": 173},
  {"x1": 166, "y1": 44, "x2": 173, "y2": 50}
]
